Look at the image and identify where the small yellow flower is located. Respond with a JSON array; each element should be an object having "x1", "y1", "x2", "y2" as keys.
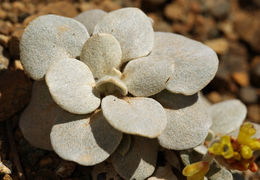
[
  {"x1": 182, "y1": 161, "x2": 210, "y2": 180},
  {"x1": 237, "y1": 122, "x2": 260, "y2": 151},
  {"x1": 240, "y1": 145, "x2": 253, "y2": 159},
  {"x1": 208, "y1": 136, "x2": 234, "y2": 159}
]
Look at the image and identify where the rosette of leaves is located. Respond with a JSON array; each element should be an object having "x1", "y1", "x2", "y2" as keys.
[{"x1": 19, "y1": 8, "x2": 219, "y2": 180}]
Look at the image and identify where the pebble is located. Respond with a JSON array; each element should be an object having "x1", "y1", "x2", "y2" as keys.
[
  {"x1": 39, "y1": 1, "x2": 78, "y2": 17},
  {"x1": 248, "y1": 105, "x2": 260, "y2": 123},
  {"x1": 14, "y1": 60, "x2": 24, "y2": 70},
  {"x1": 217, "y1": 42, "x2": 248, "y2": 79},
  {"x1": 193, "y1": 15, "x2": 217, "y2": 41},
  {"x1": 234, "y1": 10, "x2": 260, "y2": 52},
  {"x1": 0, "y1": 34, "x2": 10, "y2": 48},
  {"x1": 2, "y1": 174, "x2": 12, "y2": 180},
  {"x1": 0, "y1": 8, "x2": 7, "y2": 19},
  {"x1": 218, "y1": 21, "x2": 238, "y2": 40},
  {"x1": 78, "y1": 2, "x2": 97, "y2": 12},
  {"x1": 164, "y1": 1, "x2": 188, "y2": 21},
  {"x1": 0, "y1": 21, "x2": 13, "y2": 35},
  {"x1": 0, "y1": 161, "x2": 11, "y2": 174},
  {"x1": 2, "y1": 2, "x2": 12, "y2": 11},
  {"x1": 231, "y1": 71, "x2": 249, "y2": 87},
  {"x1": 204, "y1": 0, "x2": 230, "y2": 19},
  {"x1": 239, "y1": 86, "x2": 258, "y2": 104},
  {"x1": 12, "y1": 1, "x2": 26, "y2": 14},
  {"x1": 205, "y1": 38, "x2": 229, "y2": 55},
  {"x1": 6, "y1": 12, "x2": 18, "y2": 23},
  {"x1": 100, "y1": 0, "x2": 121, "y2": 11},
  {"x1": 207, "y1": 91, "x2": 222, "y2": 103}
]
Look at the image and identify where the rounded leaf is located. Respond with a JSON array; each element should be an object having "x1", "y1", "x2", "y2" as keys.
[
  {"x1": 80, "y1": 33, "x2": 122, "y2": 79},
  {"x1": 19, "y1": 81, "x2": 62, "y2": 150},
  {"x1": 96, "y1": 75, "x2": 128, "y2": 96},
  {"x1": 51, "y1": 110, "x2": 122, "y2": 166},
  {"x1": 208, "y1": 167, "x2": 233, "y2": 180},
  {"x1": 93, "y1": 8, "x2": 154, "y2": 61},
  {"x1": 151, "y1": 32, "x2": 219, "y2": 95},
  {"x1": 154, "y1": 90, "x2": 212, "y2": 150},
  {"x1": 74, "y1": 9, "x2": 107, "y2": 35},
  {"x1": 46, "y1": 58, "x2": 100, "y2": 114},
  {"x1": 20, "y1": 15, "x2": 89, "y2": 80},
  {"x1": 122, "y1": 56, "x2": 174, "y2": 97},
  {"x1": 210, "y1": 99, "x2": 247, "y2": 135},
  {"x1": 101, "y1": 95, "x2": 167, "y2": 138},
  {"x1": 112, "y1": 136, "x2": 158, "y2": 180}
]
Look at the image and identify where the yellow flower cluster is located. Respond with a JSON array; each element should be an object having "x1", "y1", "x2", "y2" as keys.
[{"x1": 182, "y1": 123, "x2": 260, "y2": 180}]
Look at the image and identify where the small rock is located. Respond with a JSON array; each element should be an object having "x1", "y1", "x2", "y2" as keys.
[
  {"x1": 164, "y1": 1, "x2": 189, "y2": 22},
  {"x1": 14, "y1": 60, "x2": 24, "y2": 70},
  {"x1": 0, "y1": 161, "x2": 11, "y2": 174},
  {"x1": 12, "y1": 1, "x2": 26, "y2": 15},
  {"x1": 218, "y1": 21, "x2": 238, "y2": 40},
  {"x1": 100, "y1": 0, "x2": 121, "y2": 11},
  {"x1": 0, "y1": 34, "x2": 10, "y2": 48},
  {"x1": 217, "y1": 42, "x2": 248, "y2": 79},
  {"x1": 39, "y1": 1, "x2": 78, "y2": 17},
  {"x1": 0, "y1": 21, "x2": 13, "y2": 35},
  {"x1": 239, "y1": 86, "x2": 258, "y2": 104},
  {"x1": 234, "y1": 11, "x2": 260, "y2": 52},
  {"x1": 0, "y1": 70, "x2": 32, "y2": 121},
  {"x1": 207, "y1": 91, "x2": 222, "y2": 103},
  {"x1": 2, "y1": 2, "x2": 12, "y2": 11},
  {"x1": 6, "y1": 12, "x2": 18, "y2": 23},
  {"x1": 231, "y1": 71, "x2": 249, "y2": 87},
  {"x1": 0, "y1": 45, "x2": 9, "y2": 70},
  {"x1": 193, "y1": 15, "x2": 217, "y2": 41},
  {"x1": 0, "y1": 8, "x2": 7, "y2": 19},
  {"x1": 248, "y1": 105, "x2": 260, "y2": 123},
  {"x1": 56, "y1": 161, "x2": 76, "y2": 178},
  {"x1": 204, "y1": 0, "x2": 230, "y2": 19},
  {"x1": 78, "y1": 2, "x2": 97, "y2": 12},
  {"x1": 2, "y1": 174, "x2": 12, "y2": 180},
  {"x1": 205, "y1": 38, "x2": 229, "y2": 55}
]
